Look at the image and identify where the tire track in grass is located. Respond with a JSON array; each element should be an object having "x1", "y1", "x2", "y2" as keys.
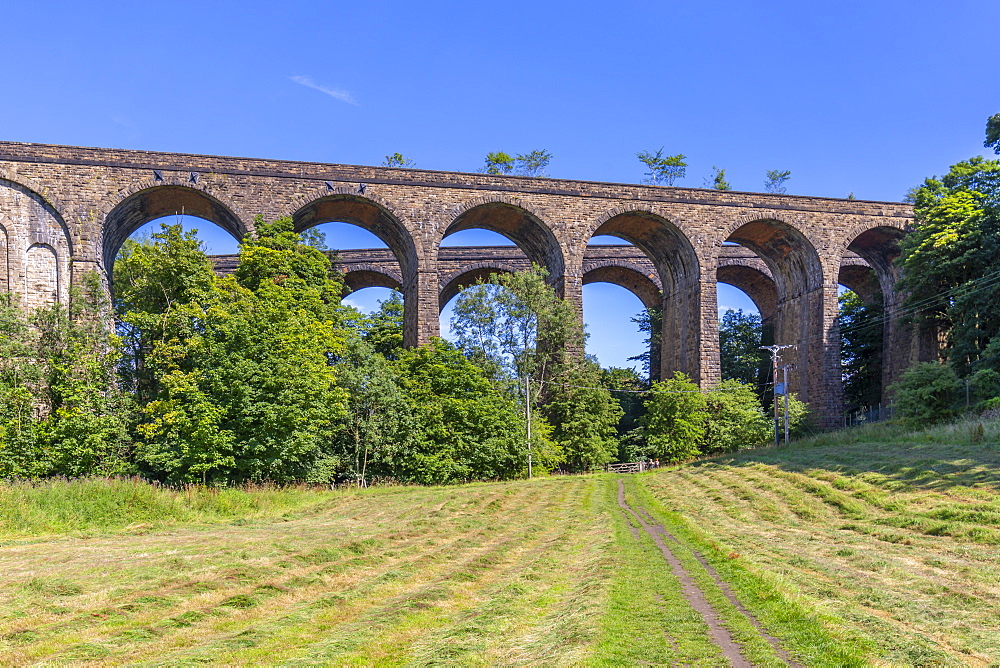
[
  {"x1": 644, "y1": 466, "x2": 989, "y2": 665},
  {"x1": 617, "y1": 479, "x2": 776, "y2": 668},
  {"x1": 632, "y1": 505, "x2": 802, "y2": 667}
]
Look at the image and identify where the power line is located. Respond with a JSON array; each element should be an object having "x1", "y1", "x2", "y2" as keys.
[{"x1": 839, "y1": 266, "x2": 1000, "y2": 338}]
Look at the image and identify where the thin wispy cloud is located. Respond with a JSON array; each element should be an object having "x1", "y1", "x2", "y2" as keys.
[{"x1": 290, "y1": 75, "x2": 359, "y2": 105}]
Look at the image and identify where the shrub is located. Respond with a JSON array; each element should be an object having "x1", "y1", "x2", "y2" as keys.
[
  {"x1": 890, "y1": 362, "x2": 961, "y2": 425},
  {"x1": 643, "y1": 372, "x2": 707, "y2": 463},
  {"x1": 702, "y1": 380, "x2": 772, "y2": 454}
]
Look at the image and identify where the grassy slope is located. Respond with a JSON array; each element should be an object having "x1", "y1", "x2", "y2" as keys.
[
  {"x1": 640, "y1": 418, "x2": 1000, "y2": 667},
  {"x1": 1, "y1": 419, "x2": 998, "y2": 665}
]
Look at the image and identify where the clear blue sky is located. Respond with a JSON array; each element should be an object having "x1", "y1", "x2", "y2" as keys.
[{"x1": 6, "y1": 1, "x2": 998, "y2": 369}]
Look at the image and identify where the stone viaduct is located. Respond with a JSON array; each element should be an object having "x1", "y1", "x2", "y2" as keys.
[{"x1": 0, "y1": 141, "x2": 917, "y2": 427}]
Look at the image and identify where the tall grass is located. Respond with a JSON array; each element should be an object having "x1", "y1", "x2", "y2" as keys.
[{"x1": 0, "y1": 477, "x2": 335, "y2": 537}]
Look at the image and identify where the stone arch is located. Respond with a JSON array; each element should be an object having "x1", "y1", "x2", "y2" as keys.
[
  {"x1": 716, "y1": 264, "x2": 777, "y2": 322},
  {"x1": 438, "y1": 263, "x2": 516, "y2": 312},
  {"x1": 24, "y1": 243, "x2": 59, "y2": 309},
  {"x1": 841, "y1": 224, "x2": 906, "y2": 297},
  {"x1": 292, "y1": 189, "x2": 418, "y2": 278},
  {"x1": 0, "y1": 177, "x2": 73, "y2": 306},
  {"x1": 0, "y1": 169, "x2": 72, "y2": 232},
  {"x1": 342, "y1": 265, "x2": 403, "y2": 296},
  {"x1": 100, "y1": 179, "x2": 251, "y2": 275},
  {"x1": 590, "y1": 205, "x2": 699, "y2": 287},
  {"x1": 589, "y1": 205, "x2": 701, "y2": 380},
  {"x1": 443, "y1": 195, "x2": 564, "y2": 285},
  {"x1": 722, "y1": 215, "x2": 831, "y2": 418},
  {"x1": 722, "y1": 215, "x2": 824, "y2": 299},
  {"x1": 837, "y1": 261, "x2": 880, "y2": 307},
  {"x1": 293, "y1": 189, "x2": 423, "y2": 345},
  {"x1": 840, "y1": 224, "x2": 910, "y2": 402},
  {"x1": 582, "y1": 262, "x2": 662, "y2": 311}
]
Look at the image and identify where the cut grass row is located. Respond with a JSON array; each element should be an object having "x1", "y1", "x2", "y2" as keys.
[
  {"x1": 639, "y1": 418, "x2": 1000, "y2": 666},
  {"x1": 2, "y1": 473, "x2": 861, "y2": 665},
  {"x1": 3, "y1": 417, "x2": 998, "y2": 664},
  {"x1": 2, "y1": 479, "x2": 617, "y2": 664}
]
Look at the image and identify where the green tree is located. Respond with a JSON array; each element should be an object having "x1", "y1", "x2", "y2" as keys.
[
  {"x1": 327, "y1": 339, "x2": 413, "y2": 486},
  {"x1": 234, "y1": 216, "x2": 345, "y2": 315},
  {"x1": 637, "y1": 148, "x2": 687, "y2": 186},
  {"x1": 643, "y1": 372, "x2": 707, "y2": 463},
  {"x1": 451, "y1": 266, "x2": 620, "y2": 472},
  {"x1": 481, "y1": 151, "x2": 515, "y2": 175},
  {"x1": 451, "y1": 266, "x2": 582, "y2": 384},
  {"x1": 120, "y1": 219, "x2": 351, "y2": 483},
  {"x1": 480, "y1": 150, "x2": 552, "y2": 177},
  {"x1": 383, "y1": 152, "x2": 416, "y2": 168},
  {"x1": 986, "y1": 113, "x2": 1000, "y2": 155},
  {"x1": 764, "y1": 169, "x2": 791, "y2": 194},
  {"x1": 719, "y1": 309, "x2": 763, "y2": 386},
  {"x1": 393, "y1": 340, "x2": 526, "y2": 484},
  {"x1": 628, "y1": 306, "x2": 662, "y2": 380},
  {"x1": 1, "y1": 276, "x2": 135, "y2": 479},
  {"x1": 33, "y1": 275, "x2": 134, "y2": 477},
  {"x1": 706, "y1": 166, "x2": 732, "y2": 191},
  {"x1": 362, "y1": 292, "x2": 405, "y2": 360},
  {"x1": 601, "y1": 366, "x2": 648, "y2": 463},
  {"x1": 542, "y1": 358, "x2": 622, "y2": 472},
  {"x1": 514, "y1": 150, "x2": 552, "y2": 177},
  {"x1": 0, "y1": 294, "x2": 45, "y2": 478},
  {"x1": 113, "y1": 223, "x2": 218, "y2": 402},
  {"x1": 702, "y1": 381, "x2": 771, "y2": 454},
  {"x1": 897, "y1": 157, "x2": 1000, "y2": 377},
  {"x1": 889, "y1": 362, "x2": 961, "y2": 425},
  {"x1": 602, "y1": 366, "x2": 647, "y2": 434},
  {"x1": 839, "y1": 290, "x2": 883, "y2": 413}
]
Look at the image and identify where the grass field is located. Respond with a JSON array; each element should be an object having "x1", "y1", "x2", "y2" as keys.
[{"x1": 1, "y1": 418, "x2": 998, "y2": 665}]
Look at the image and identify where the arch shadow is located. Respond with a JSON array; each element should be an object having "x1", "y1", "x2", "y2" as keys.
[
  {"x1": 442, "y1": 195, "x2": 564, "y2": 287},
  {"x1": 589, "y1": 206, "x2": 701, "y2": 379},
  {"x1": 439, "y1": 264, "x2": 516, "y2": 312},
  {"x1": 101, "y1": 183, "x2": 249, "y2": 277}
]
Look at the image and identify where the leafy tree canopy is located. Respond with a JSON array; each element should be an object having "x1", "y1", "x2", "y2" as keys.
[
  {"x1": 480, "y1": 150, "x2": 552, "y2": 177},
  {"x1": 643, "y1": 372, "x2": 707, "y2": 463},
  {"x1": 637, "y1": 148, "x2": 687, "y2": 186},
  {"x1": 383, "y1": 152, "x2": 416, "y2": 168},
  {"x1": 986, "y1": 113, "x2": 1000, "y2": 155},
  {"x1": 393, "y1": 339, "x2": 526, "y2": 484},
  {"x1": 764, "y1": 170, "x2": 791, "y2": 194},
  {"x1": 897, "y1": 156, "x2": 1000, "y2": 376},
  {"x1": 839, "y1": 290, "x2": 883, "y2": 413},
  {"x1": 719, "y1": 309, "x2": 763, "y2": 387},
  {"x1": 707, "y1": 166, "x2": 731, "y2": 191}
]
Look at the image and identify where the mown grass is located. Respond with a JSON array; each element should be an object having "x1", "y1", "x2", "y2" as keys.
[
  {"x1": 0, "y1": 477, "x2": 623, "y2": 664},
  {"x1": 640, "y1": 415, "x2": 1000, "y2": 666},
  {"x1": 2, "y1": 417, "x2": 999, "y2": 664}
]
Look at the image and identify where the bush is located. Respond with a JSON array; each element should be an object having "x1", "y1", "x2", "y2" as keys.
[
  {"x1": 643, "y1": 372, "x2": 707, "y2": 463},
  {"x1": 890, "y1": 362, "x2": 961, "y2": 425},
  {"x1": 702, "y1": 380, "x2": 772, "y2": 454}
]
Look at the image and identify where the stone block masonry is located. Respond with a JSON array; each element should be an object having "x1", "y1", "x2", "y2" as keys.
[{"x1": 0, "y1": 140, "x2": 916, "y2": 427}]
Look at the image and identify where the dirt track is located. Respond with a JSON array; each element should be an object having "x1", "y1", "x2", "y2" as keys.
[{"x1": 616, "y1": 479, "x2": 799, "y2": 667}]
